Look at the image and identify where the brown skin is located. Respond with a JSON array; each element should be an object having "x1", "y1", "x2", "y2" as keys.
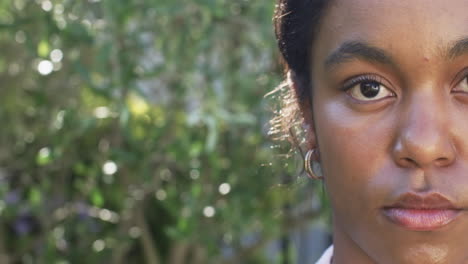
[{"x1": 302, "y1": 0, "x2": 468, "y2": 263}]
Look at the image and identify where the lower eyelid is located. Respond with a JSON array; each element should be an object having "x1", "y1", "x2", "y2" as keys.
[{"x1": 345, "y1": 94, "x2": 395, "y2": 106}]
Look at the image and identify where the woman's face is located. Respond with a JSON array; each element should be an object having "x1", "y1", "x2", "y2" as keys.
[{"x1": 310, "y1": 0, "x2": 468, "y2": 263}]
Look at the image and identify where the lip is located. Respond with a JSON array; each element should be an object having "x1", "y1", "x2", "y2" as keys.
[{"x1": 382, "y1": 193, "x2": 462, "y2": 231}]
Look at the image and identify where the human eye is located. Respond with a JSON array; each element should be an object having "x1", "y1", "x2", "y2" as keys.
[
  {"x1": 453, "y1": 75, "x2": 468, "y2": 93},
  {"x1": 342, "y1": 74, "x2": 395, "y2": 102}
]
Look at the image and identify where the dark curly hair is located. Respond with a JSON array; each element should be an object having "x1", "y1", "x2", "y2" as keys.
[{"x1": 269, "y1": 0, "x2": 330, "y2": 150}]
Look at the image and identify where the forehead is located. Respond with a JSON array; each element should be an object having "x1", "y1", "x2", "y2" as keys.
[{"x1": 313, "y1": 0, "x2": 468, "y2": 64}]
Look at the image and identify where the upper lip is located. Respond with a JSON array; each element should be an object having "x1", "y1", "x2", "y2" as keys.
[{"x1": 385, "y1": 193, "x2": 460, "y2": 210}]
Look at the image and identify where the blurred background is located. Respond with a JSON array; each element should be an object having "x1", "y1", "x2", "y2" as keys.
[{"x1": 0, "y1": 0, "x2": 331, "y2": 263}]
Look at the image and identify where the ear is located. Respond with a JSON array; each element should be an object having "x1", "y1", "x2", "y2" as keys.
[{"x1": 289, "y1": 73, "x2": 317, "y2": 150}]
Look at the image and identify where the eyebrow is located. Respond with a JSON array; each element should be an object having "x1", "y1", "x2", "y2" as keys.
[
  {"x1": 447, "y1": 37, "x2": 468, "y2": 59},
  {"x1": 324, "y1": 37, "x2": 468, "y2": 71},
  {"x1": 324, "y1": 41, "x2": 395, "y2": 71}
]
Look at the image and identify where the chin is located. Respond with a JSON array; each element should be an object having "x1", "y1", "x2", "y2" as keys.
[{"x1": 398, "y1": 244, "x2": 449, "y2": 264}]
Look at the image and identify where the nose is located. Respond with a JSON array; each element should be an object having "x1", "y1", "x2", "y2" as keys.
[{"x1": 392, "y1": 93, "x2": 456, "y2": 169}]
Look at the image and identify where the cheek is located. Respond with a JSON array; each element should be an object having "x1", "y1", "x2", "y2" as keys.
[{"x1": 313, "y1": 98, "x2": 397, "y2": 215}]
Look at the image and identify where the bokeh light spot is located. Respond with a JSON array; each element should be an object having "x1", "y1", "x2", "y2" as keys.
[
  {"x1": 15, "y1": 31, "x2": 26, "y2": 43},
  {"x1": 37, "y1": 147, "x2": 52, "y2": 165},
  {"x1": 190, "y1": 169, "x2": 200, "y2": 180},
  {"x1": 129, "y1": 227, "x2": 141, "y2": 238},
  {"x1": 99, "y1": 209, "x2": 112, "y2": 221},
  {"x1": 54, "y1": 4, "x2": 64, "y2": 14},
  {"x1": 203, "y1": 206, "x2": 216, "y2": 218},
  {"x1": 102, "y1": 161, "x2": 117, "y2": 175},
  {"x1": 92, "y1": 239, "x2": 105, "y2": 252},
  {"x1": 41, "y1": 1, "x2": 53, "y2": 11},
  {"x1": 50, "y1": 49, "x2": 63, "y2": 62},
  {"x1": 37, "y1": 60, "x2": 53, "y2": 75},
  {"x1": 155, "y1": 189, "x2": 167, "y2": 201},
  {"x1": 218, "y1": 183, "x2": 231, "y2": 195},
  {"x1": 94, "y1": 106, "x2": 111, "y2": 119}
]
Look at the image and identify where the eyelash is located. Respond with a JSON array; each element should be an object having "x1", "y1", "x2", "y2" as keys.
[{"x1": 341, "y1": 74, "x2": 384, "y2": 91}]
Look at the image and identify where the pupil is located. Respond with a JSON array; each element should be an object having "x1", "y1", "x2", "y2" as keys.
[{"x1": 360, "y1": 82, "x2": 380, "y2": 98}]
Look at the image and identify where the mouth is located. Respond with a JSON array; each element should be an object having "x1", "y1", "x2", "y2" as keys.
[{"x1": 382, "y1": 193, "x2": 463, "y2": 231}]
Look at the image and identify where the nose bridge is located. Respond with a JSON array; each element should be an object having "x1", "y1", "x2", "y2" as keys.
[{"x1": 393, "y1": 91, "x2": 454, "y2": 168}]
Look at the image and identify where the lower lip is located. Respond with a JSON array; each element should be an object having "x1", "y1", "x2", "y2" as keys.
[{"x1": 383, "y1": 208, "x2": 461, "y2": 231}]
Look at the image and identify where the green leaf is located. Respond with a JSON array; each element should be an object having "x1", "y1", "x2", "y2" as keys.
[
  {"x1": 36, "y1": 147, "x2": 52, "y2": 166},
  {"x1": 29, "y1": 188, "x2": 42, "y2": 205},
  {"x1": 37, "y1": 39, "x2": 50, "y2": 57},
  {"x1": 91, "y1": 189, "x2": 104, "y2": 207}
]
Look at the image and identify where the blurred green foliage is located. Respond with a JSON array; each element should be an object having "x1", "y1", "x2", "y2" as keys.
[{"x1": 0, "y1": 0, "x2": 325, "y2": 263}]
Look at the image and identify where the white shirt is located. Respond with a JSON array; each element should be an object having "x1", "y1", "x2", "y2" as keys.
[{"x1": 315, "y1": 245, "x2": 334, "y2": 264}]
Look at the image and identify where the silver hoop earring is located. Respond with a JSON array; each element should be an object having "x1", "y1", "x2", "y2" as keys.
[{"x1": 304, "y1": 149, "x2": 323, "y2": 180}]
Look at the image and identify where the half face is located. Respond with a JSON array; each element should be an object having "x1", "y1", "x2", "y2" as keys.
[{"x1": 310, "y1": 0, "x2": 468, "y2": 263}]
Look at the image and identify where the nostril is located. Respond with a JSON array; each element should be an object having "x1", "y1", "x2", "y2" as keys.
[
  {"x1": 399, "y1": 157, "x2": 417, "y2": 168},
  {"x1": 397, "y1": 156, "x2": 454, "y2": 169},
  {"x1": 434, "y1": 157, "x2": 452, "y2": 167}
]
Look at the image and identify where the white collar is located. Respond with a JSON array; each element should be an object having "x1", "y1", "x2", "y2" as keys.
[{"x1": 315, "y1": 245, "x2": 334, "y2": 264}]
